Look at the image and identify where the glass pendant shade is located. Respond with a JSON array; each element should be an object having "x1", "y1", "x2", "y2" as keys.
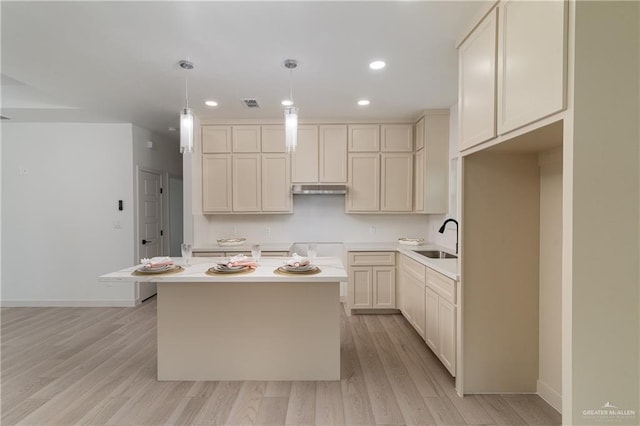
[
  {"x1": 284, "y1": 106, "x2": 298, "y2": 152},
  {"x1": 180, "y1": 108, "x2": 194, "y2": 154}
]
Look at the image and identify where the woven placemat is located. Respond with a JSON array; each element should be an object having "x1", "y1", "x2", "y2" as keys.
[
  {"x1": 131, "y1": 265, "x2": 184, "y2": 276},
  {"x1": 273, "y1": 266, "x2": 322, "y2": 276}
]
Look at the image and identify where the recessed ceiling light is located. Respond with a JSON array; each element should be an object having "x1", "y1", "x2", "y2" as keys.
[
  {"x1": 281, "y1": 99, "x2": 294, "y2": 106},
  {"x1": 205, "y1": 100, "x2": 218, "y2": 107},
  {"x1": 357, "y1": 99, "x2": 370, "y2": 106},
  {"x1": 369, "y1": 60, "x2": 386, "y2": 70}
]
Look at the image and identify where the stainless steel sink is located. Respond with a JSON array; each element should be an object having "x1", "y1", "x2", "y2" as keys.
[{"x1": 414, "y1": 250, "x2": 457, "y2": 259}]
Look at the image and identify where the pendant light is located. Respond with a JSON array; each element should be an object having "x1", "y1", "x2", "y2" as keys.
[
  {"x1": 283, "y1": 59, "x2": 298, "y2": 152},
  {"x1": 179, "y1": 59, "x2": 194, "y2": 154}
]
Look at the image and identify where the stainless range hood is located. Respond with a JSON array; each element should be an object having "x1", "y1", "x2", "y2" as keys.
[{"x1": 291, "y1": 184, "x2": 347, "y2": 195}]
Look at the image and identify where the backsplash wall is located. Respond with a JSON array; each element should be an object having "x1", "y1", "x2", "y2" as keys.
[{"x1": 192, "y1": 196, "x2": 431, "y2": 246}]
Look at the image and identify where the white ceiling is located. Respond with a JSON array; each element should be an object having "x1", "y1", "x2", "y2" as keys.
[{"x1": 1, "y1": 1, "x2": 486, "y2": 141}]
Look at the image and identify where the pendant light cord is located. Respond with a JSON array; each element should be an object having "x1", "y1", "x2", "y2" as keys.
[
  {"x1": 289, "y1": 68, "x2": 294, "y2": 105},
  {"x1": 184, "y1": 73, "x2": 189, "y2": 110}
]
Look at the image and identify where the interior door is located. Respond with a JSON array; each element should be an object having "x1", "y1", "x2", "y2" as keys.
[{"x1": 138, "y1": 169, "x2": 162, "y2": 301}]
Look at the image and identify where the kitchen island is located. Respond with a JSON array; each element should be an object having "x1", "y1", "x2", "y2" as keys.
[{"x1": 100, "y1": 257, "x2": 347, "y2": 381}]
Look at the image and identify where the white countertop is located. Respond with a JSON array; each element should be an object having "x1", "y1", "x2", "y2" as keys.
[
  {"x1": 345, "y1": 241, "x2": 459, "y2": 280},
  {"x1": 99, "y1": 256, "x2": 347, "y2": 283}
]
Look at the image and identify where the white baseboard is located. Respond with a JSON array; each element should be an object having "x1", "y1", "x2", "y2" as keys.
[
  {"x1": 0, "y1": 300, "x2": 136, "y2": 307},
  {"x1": 537, "y1": 379, "x2": 562, "y2": 412}
]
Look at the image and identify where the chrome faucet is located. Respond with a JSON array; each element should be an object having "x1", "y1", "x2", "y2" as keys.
[{"x1": 438, "y1": 218, "x2": 459, "y2": 254}]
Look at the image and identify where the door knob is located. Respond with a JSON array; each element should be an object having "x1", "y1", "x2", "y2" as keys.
[{"x1": 142, "y1": 239, "x2": 153, "y2": 245}]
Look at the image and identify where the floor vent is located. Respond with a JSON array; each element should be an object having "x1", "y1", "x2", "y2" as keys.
[{"x1": 241, "y1": 98, "x2": 260, "y2": 108}]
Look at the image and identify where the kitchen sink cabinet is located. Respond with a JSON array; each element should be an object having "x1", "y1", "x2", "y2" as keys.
[
  {"x1": 347, "y1": 252, "x2": 396, "y2": 311},
  {"x1": 398, "y1": 253, "x2": 457, "y2": 376}
]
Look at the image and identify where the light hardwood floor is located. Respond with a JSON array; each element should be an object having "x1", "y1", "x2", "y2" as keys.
[{"x1": 1, "y1": 300, "x2": 561, "y2": 425}]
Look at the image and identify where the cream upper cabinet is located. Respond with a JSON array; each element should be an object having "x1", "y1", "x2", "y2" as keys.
[
  {"x1": 347, "y1": 153, "x2": 380, "y2": 212},
  {"x1": 261, "y1": 125, "x2": 286, "y2": 153},
  {"x1": 497, "y1": 0, "x2": 567, "y2": 134},
  {"x1": 348, "y1": 124, "x2": 380, "y2": 152},
  {"x1": 291, "y1": 125, "x2": 319, "y2": 183},
  {"x1": 381, "y1": 153, "x2": 413, "y2": 212},
  {"x1": 232, "y1": 154, "x2": 261, "y2": 212},
  {"x1": 319, "y1": 125, "x2": 347, "y2": 183},
  {"x1": 458, "y1": 8, "x2": 497, "y2": 151},
  {"x1": 261, "y1": 154, "x2": 292, "y2": 212},
  {"x1": 232, "y1": 125, "x2": 261, "y2": 152},
  {"x1": 202, "y1": 154, "x2": 232, "y2": 212},
  {"x1": 415, "y1": 112, "x2": 449, "y2": 214},
  {"x1": 381, "y1": 124, "x2": 413, "y2": 152},
  {"x1": 202, "y1": 125, "x2": 232, "y2": 153},
  {"x1": 415, "y1": 118, "x2": 425, "y2": 151}
]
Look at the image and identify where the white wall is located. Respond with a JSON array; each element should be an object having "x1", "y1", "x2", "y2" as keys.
[
  {"x1": 538, "y1": 148, "x2": 562, "y2": 411},
  {"x1": 193, "y1": 196, "x2": 430, "y2": 246},
  {"x1": 1, "y1": 123, "x2": 136, "y2": 306}
]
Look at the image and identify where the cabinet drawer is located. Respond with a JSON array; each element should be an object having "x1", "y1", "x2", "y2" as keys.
[
  {"x1": 402, "y1": 255, "x2": 426, "y2": 282},
  {"x1": 348, "y1": 251, "x2": 395, "y2": 266},
  {"x1": 427, "y1": 269, "x2": 456, "y2": 304}
]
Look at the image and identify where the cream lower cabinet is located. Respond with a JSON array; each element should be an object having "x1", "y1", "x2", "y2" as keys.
[
  {"x1": 399, "y1": 254, "x2": 457, "y2": 376},
  {"x1": 347, "y1": 252, "x2": 396, "y2": 311},
  {"x1": 398, "y1": 255, "x2": 426, "y2": 338},
  {"x1": 424, "y1": 268, "x2": 457, "y2": 376}
]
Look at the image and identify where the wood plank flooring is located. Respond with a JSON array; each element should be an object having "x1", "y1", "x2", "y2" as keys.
[{"x1": 1, "y1": 300, "x2": 561, "y2": 425}]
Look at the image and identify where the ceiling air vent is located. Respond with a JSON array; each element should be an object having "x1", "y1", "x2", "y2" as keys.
[{"x1": 241, "y1": 98, "x2": 260, "y2": 108}]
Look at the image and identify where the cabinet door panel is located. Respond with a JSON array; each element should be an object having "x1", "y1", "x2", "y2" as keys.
[
  {"x1": 381, "y1": 153, "x2": 413, "y2": 212},
  {"x1": 411, "y1": 275, "x2": 426, "y2": 339},
  {"x1": 347, "y1": 154, "x2": 380, "y2": 212},
  {"x1": 262, "y1": 154, "x2": 292, "y2": 212},
  {"x1": 232, "y1": 155, "x2": 261, "y2": 212},
  {"x1": 438, "y1": 299, "x2": 456, "y2": 375},
  {"x1": 319, "y1": 125, "x2": 347, "y2": 183},
  {"x1": 459, "y1": 9, "x2": 497, "y2": 150},
  {"x1": 349, "y1": 267, "x2": 372, "y2": 308},
  {"x1": 497, "y1": 0, "x2": 566, "y2": 134},
  {"x1": 292, "y1": 125, "x2": 319, "y2": 183},
  {"x1": 372, "y1": 267, "x2": 396, "y2": 308},
  {"x1": 232, "y1": 125, "x2": 261, "y2": 152},
  {"x1": 202, "y1": 126, "x2": 232, "y2": 153},
  {"x1": 202, "y1": 155, "x2": 232, "y2": 212},
  {"x1": 381, "y1": 124, "x2": 413, "y2": 152},
  {"x1": 425, "y1": 287, "x2": 439, "y2": 352},
  {"x1": 348, "y1": 125, "x2": 380, "y2": 152},
  {"x1": 261, "y1": 125, "x2": 286, "y2": 153}
]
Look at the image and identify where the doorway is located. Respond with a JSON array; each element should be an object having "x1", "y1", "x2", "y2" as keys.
[{"x1": 137, "y1": 168, "x2": 163, "y2": 302}]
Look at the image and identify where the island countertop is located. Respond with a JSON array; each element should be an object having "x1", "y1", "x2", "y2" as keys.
[{"x1": 99, "y1": 256, "x2": 348, "y2": 283}]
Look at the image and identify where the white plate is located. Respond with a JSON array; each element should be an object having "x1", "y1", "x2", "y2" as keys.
[
  {"x1": 282, "y1": 264, "x2": 315, "y2": 272},
  {"x1": 209, "y1": 265, "x2": 249, "y2": 274},
  {"x1": 215, "y1": 264, "x2": 246, "y2": 271},
  {"x1": 137, "y1": 264, "x2": 173, "y2": 273}
]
